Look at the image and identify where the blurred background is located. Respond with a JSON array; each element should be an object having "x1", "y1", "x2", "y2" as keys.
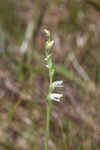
[{"x1": 0, "y1": 0, "x2": 100, "y2": 149}]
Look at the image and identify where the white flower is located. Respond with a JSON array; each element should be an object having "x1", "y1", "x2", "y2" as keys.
[
  {"x1": 44, "y1": 54, "x2": 51, "y2": 61},
  {"x1": 46, "y1": 40, "x2": 54, "y2": 49},
  {"x1": 50, "y1": 93, "x2": 63, "y2": 102},
  {"x1": 52, "y1": 80, "x2": 63, "y2": 88},
  {"x1": 44, "y1": 29, "x2": 50, "y2": 37},
  {"x1": 45, "y1": 65, "x2": 49, "y2": 68}
]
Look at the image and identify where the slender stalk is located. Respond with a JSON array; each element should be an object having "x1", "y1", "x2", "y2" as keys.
[
  {"x1": 45, "y1": 100, "x2": 51, "y2": 150},
  {"x1": 45, "y1": 72, "x2": 52, "y2": 150}
]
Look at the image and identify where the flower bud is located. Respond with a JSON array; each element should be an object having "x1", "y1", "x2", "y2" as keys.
[
  {"x1": 46, "y1": 41, "x2": 54, "y2": 50},
  {"x1": 44, "y1": 29, "x2": 50, "y2": 37}
]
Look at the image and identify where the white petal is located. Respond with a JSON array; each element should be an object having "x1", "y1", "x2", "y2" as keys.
[
  {"x1": 44, "y1": 54, "x2": 51, "y2": 61},
  {"x1": 44, "y1": 29, "x2": 50, "y2": 37},
  {"x1": 46, "y1": 41, "x2": 54, "y2": 49},
  {"x1": 50, "y1": 93, "x2": 63, "y2": 102},
  {"x1": 45, "y1": 65, "x2": 49, "y2": 68},
  {"x1": 52, "y1": 80, "x2": 63, "y2": 88}
]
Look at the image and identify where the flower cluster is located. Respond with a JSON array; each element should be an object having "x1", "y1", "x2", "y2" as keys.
[{"x1": 44, "y1": 29, "x2": 63, "y2": 102}]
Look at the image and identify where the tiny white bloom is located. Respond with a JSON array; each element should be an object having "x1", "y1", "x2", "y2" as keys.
[
  {"x1": 50, "y1": 93, "x2": 63, "y2": 102},
  {"x1": 44, "y1": 54, "x2": 51, "y2": 61},
  {"x1": 45, "y1": 65, "x2": 49, "y2": 68},
  {"x1": 52, "y1": 80, "x2": 63, "y2": 88},
  {"x1": 46, "y1": 40, "x2": 54, "y2": 49},
  {"x1": 44, "y1": 29, "x2": 50, "y2": 37}
]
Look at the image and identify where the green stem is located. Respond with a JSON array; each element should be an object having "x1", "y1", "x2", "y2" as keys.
[{"x1": 45, "y1": 99, "x2": 51, "y2": 150}]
